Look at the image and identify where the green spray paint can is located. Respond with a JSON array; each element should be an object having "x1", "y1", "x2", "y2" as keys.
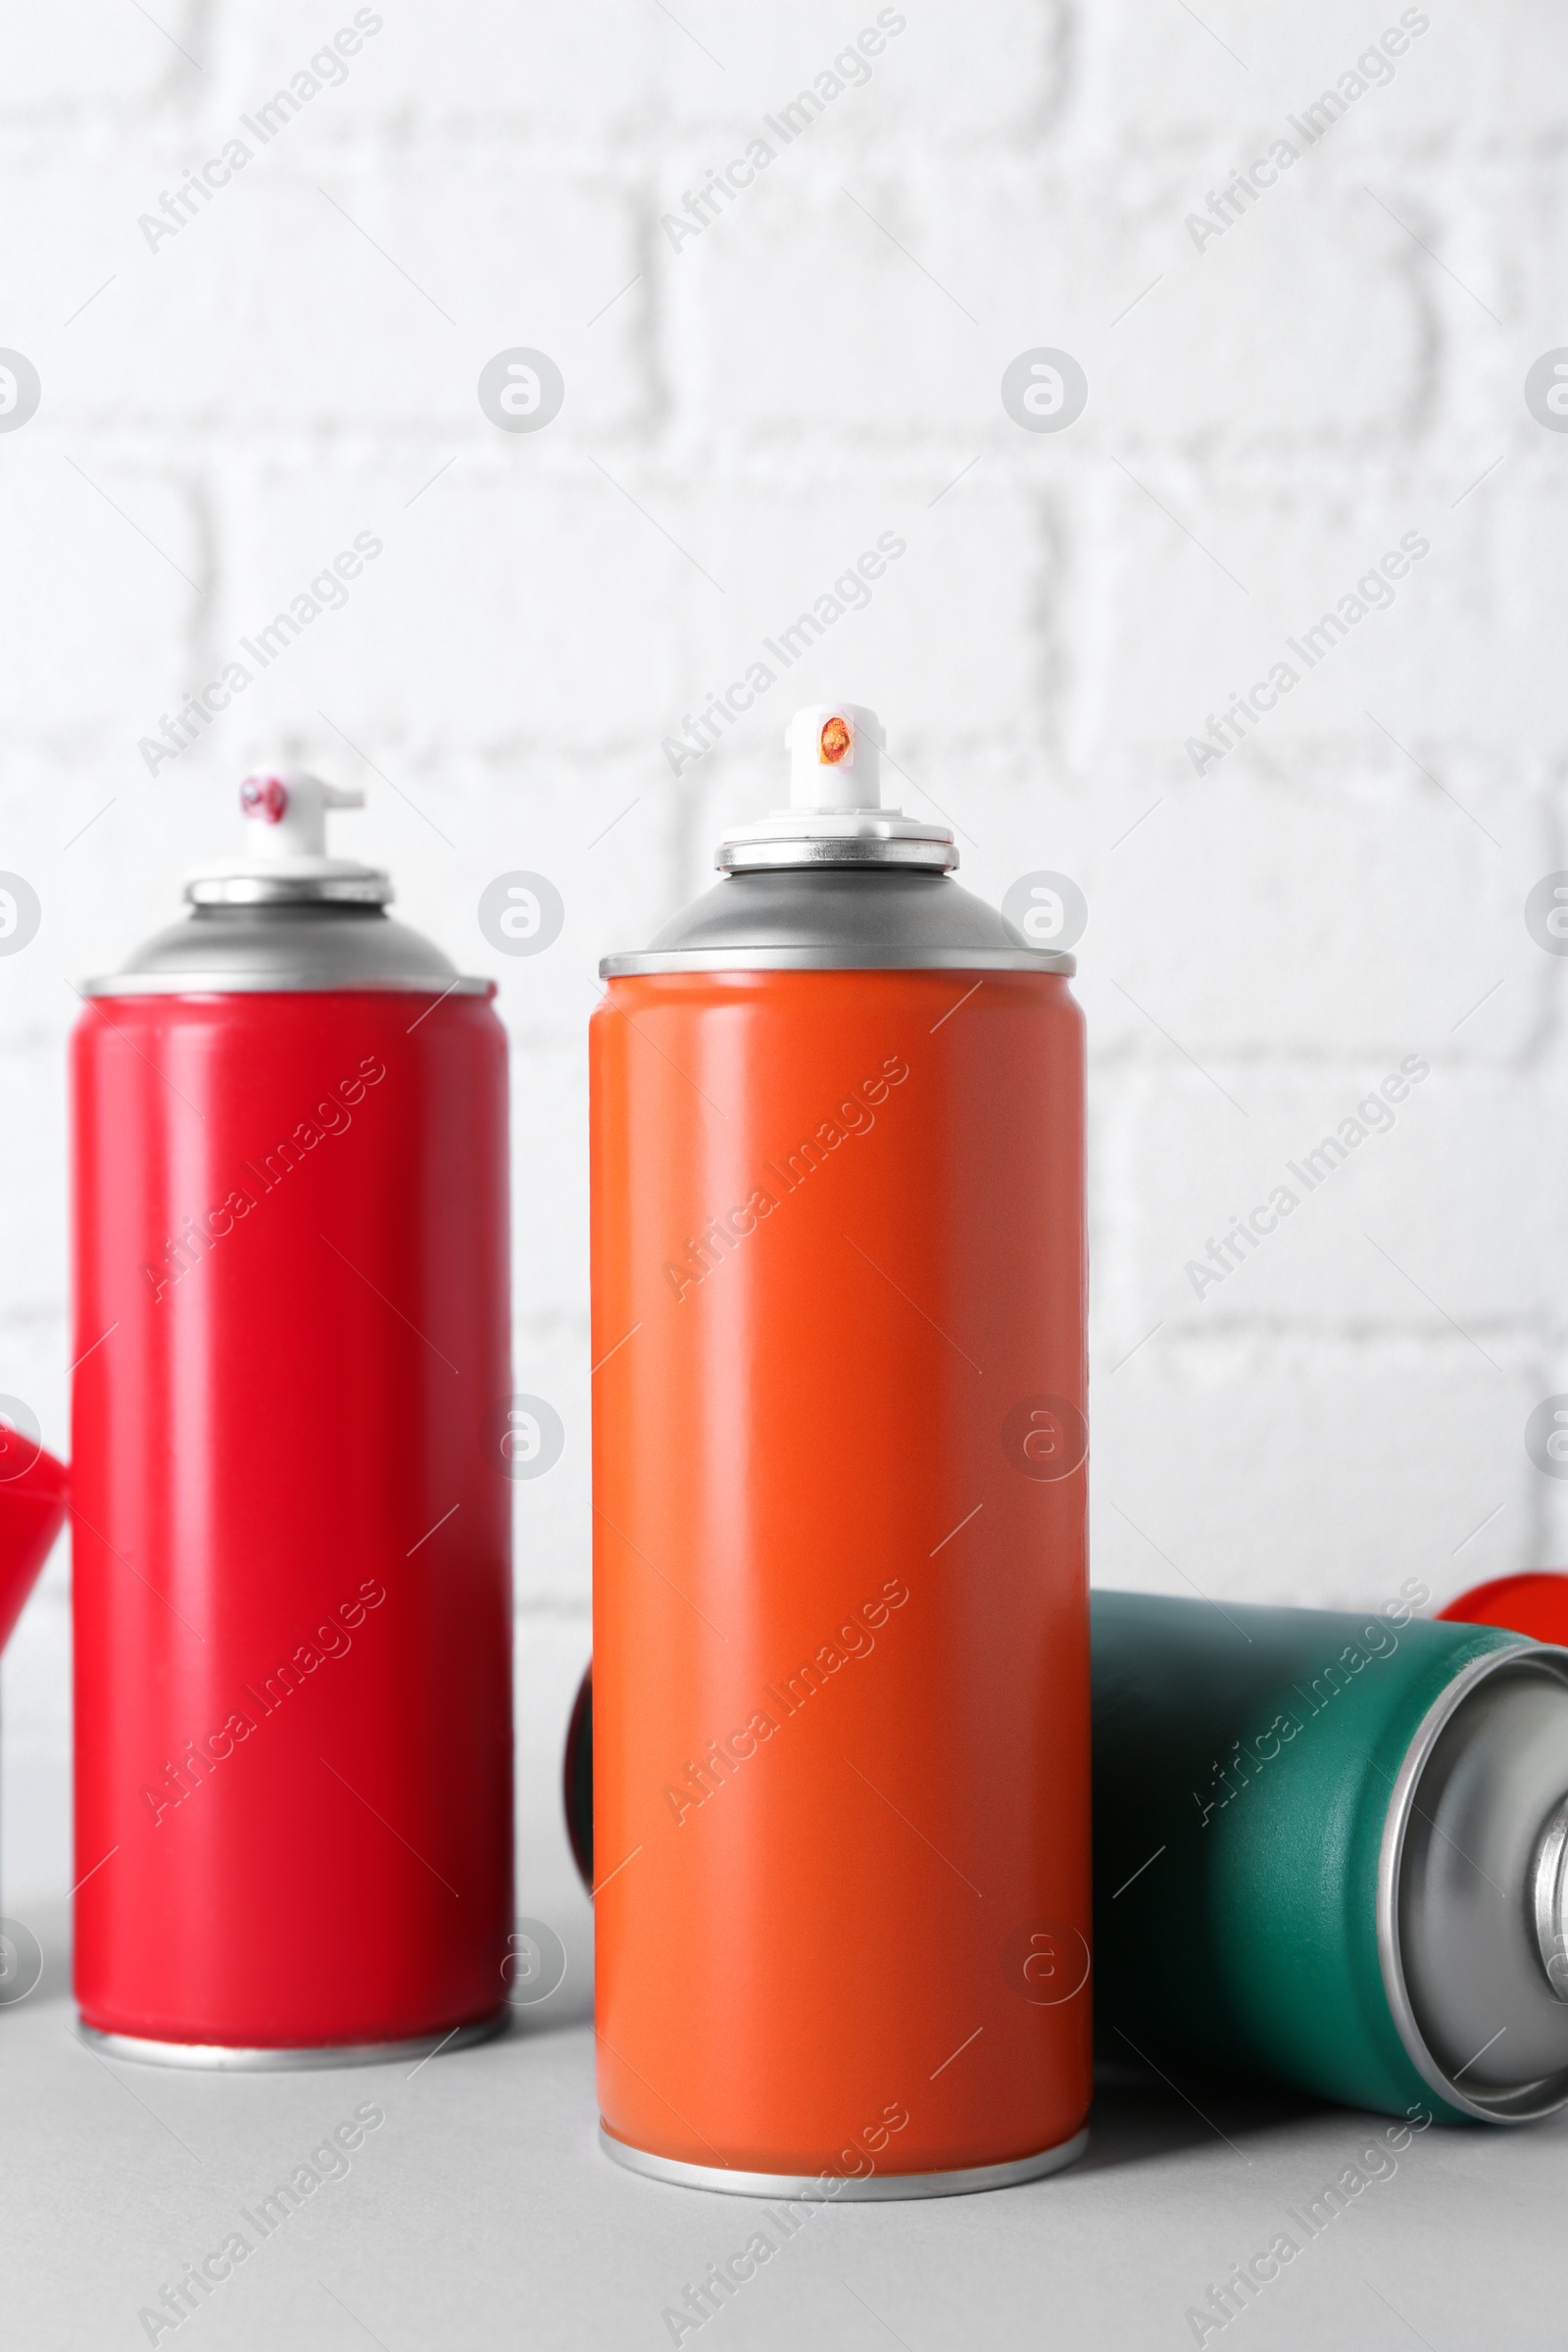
[{"x1": 1093, "y1": 1588, "x2": 1568, "y2": 2125}]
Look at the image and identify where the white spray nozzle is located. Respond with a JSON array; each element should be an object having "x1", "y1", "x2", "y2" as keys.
[
  {"x1": 713, "y1": 699, "x2": 953, "y2": 872},
  {"x1": 785, "y1": 703, "x2": 883, "y2": 812},
  {"x1": 239, "y1": 770, "x2": 365, "y2": 864}
]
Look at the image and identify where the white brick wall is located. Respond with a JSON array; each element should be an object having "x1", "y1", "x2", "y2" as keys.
[{"x1": 4, "y1": 0, "x2": 1568, "y2": 1915}]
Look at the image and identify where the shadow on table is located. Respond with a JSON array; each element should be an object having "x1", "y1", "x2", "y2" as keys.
[
  {"x1": 506, "y1": 1950, "x2": 593, "y2": 2035},
  {"x1": 1080, "y1": 2057, "x2": 1323, "y2": 2172}
]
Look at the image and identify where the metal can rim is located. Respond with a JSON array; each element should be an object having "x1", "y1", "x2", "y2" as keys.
[
  {"x1": 597, "y1": 948, "x2": 1076, "y2": 978},
  {"x1": 716, "y1": 838, "x2": 958, "y2": 875},
  {"x1": 598, "y1": 2122, "x2": 1089, "y2": 2200},
  {"x1": 79, "y1": 973, "x2": 496, "y2": 999},
  {"x1": 1378, "y1": 1640, "x2": 1568, "y2": 2123},
  {"x1": 186, "y1": 874, "x2": 393, "y2": 907},
  {"x1": 75, "y1": 2012, "x2": 511, "y2": 2070}
]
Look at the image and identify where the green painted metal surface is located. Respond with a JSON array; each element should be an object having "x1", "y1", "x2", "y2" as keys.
[{"x1": 1092, "y1": 1591, "x2": 1523, "y2": 2123}]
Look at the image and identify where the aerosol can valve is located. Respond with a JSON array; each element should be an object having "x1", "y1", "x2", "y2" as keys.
[
  {"x1": 240, "y1": 770, "x2": 365, "y2": 862},
  {"x1": 785, "y1": 703, "x2": 884, "y2": 812}
]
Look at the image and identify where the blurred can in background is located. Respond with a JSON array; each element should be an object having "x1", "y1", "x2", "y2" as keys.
[
  {"x1": 1442, "y1": 1571, "x2": 1568, "y2": 1647},
  {"x1": 1093, "y1": 1589, "x2": 1568, "y2": 2122},
  {"x1": 590, "y1": 704, "x2": 1092, "y2": 2195},
  {"x1": 0, "y1": 1431, "x2": 68, "y2": 1659},
  {"x1": 72, "y1": 772, "x2": 514, "y2": 2063}
]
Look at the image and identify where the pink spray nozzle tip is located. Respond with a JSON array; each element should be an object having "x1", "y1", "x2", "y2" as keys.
[{"x1": 241, "y1": 773, "x2": 289, "y2": 824}]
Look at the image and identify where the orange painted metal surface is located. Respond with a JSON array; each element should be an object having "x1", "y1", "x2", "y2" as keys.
[{"x1": 589, "y1": 966, "x2": 1091, "y2": 2178}]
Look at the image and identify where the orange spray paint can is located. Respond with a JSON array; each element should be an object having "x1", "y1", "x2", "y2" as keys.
[{"x1": 590, "y1": 704, "x2": 1090, "y2": 2198}]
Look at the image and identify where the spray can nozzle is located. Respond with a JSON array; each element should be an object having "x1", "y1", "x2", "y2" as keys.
[
  {"x1": 239, "y1": 771, "x2": 366, "y2": 862},
  {"x1": 785, "y1": 703, "x2": 883, "y2": 813},
  {"x1": 711, "y1": 701, "x2": 954, "y2": 874},
  {"x1": 183, "y1": 769, "x2": 387, "y2": 905}
]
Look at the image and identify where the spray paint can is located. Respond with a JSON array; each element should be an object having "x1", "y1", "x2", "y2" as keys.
[
  {"x1": 590, "y1": 703, "x2": 1091, "y2": 2196},
  {"x1": 1442, "y1": 1572, "x2": 1568, "y2": 1647},
  {"x1": 0, "y1": 1434, "x2": 68, "y2": 1955},
  {"x1": 0, "y1": 1435, "x2": 68, "y2": 1658},
  {"x1": 563, "y1": 1659, "x2": 594, "y2": 1891},
  {"x1": 72, "y1": 771, "x2": 514, "y2": 2064},
  {"x1": 1093, "y1": 1590, "x2": 1568, "y2": 2123}
]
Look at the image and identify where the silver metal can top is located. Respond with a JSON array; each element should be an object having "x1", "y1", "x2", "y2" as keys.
[
  {"x1": 1383, "y1": 1642, "x2": 1568, "y2": 2121},
  {"x1": 716, "y1": 701, "x2": 956, "y2": 876},
  {"x1": 85, "y1": 770, "x2": 490, "y2": 999},
  {"x1": 601, "y1": 701, "x2": 1073, "y2": 978}
]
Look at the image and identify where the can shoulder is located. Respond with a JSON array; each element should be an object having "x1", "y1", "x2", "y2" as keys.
[
  {"x1": 600, "y1": 868, "x2": 1073, "y2": 977},
  {"x1": 82, "y1": 906, "x2": 487, "y2": 996}
]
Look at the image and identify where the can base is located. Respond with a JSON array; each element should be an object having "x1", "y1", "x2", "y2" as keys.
[
  {"x1": 598, "y1": 2122, "x2": 1090, "y2": 2200},
  {"x1": 75, "y1": 2008, "x2": 512, "y2": 2072}
]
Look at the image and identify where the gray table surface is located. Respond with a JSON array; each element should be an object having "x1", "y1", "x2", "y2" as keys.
[{"x1": 6, "y1": 1903, "x2": 1567, "y2": 2351}]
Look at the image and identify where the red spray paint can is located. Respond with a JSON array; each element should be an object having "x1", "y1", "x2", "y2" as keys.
[
  {"x1": 71, "y1": 772, "x2": 514, "y2": 2064},
  {"x1": 590, "y1": 704, "x2": 1091, "y2": 2196}
]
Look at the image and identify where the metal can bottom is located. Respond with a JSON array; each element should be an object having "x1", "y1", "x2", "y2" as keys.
[
  {"x1": 75, "y1": 2008, "x2": 512, "y2": 2072},
  {"x1": 599, "y1": 2122, "x2": 1090, "y2": 2201}
]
